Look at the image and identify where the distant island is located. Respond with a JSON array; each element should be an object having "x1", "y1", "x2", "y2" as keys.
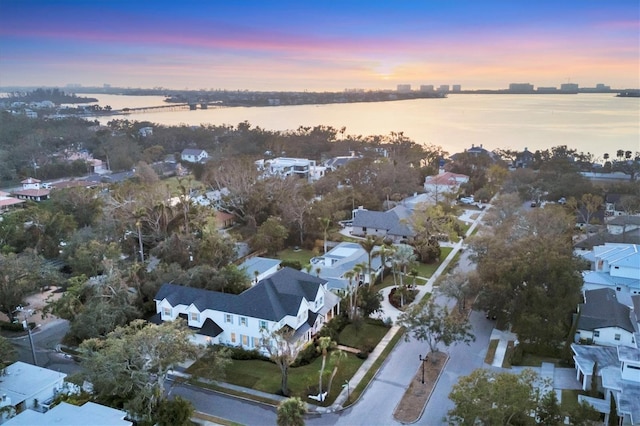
[{"x1": 3, "y1": 88, "x2": 98, "y2": 104}]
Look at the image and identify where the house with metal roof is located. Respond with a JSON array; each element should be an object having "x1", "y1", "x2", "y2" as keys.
[
  {"x1": 580, "y1": 243, "x2": 640, "y2": 307},
  {"x1": 576, "y1": 288, "x2": 638, "y2": 347},
  {"x1": 238, "y1": 256, "x2": 281, "y2": 284},
  {"x1": 309, "y1": 242, "x2": 383, "y2": 292},
  {"x1": 0, "y1": 362, "x2": 67, "y2": 421},
  {"x1": 572, "y1": 344, "x2": 640, "y2": 425},
  {"x1": 5, "y1": 401, "x2": 131, "y2": 426},
  {"x1": 153, "y1": 267, "x2": 340, "y2": 351}
]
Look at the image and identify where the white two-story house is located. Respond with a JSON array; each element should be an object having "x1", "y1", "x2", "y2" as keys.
[{"x1": 153, "y1": 267, "x2": 340, "y2": 352}]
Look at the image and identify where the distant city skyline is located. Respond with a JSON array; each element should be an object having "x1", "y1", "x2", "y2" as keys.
[{"x1": 0, "y1": 1, "x2": 638, "y2": 91}]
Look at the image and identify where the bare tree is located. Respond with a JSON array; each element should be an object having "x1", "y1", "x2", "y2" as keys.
[{"x1": 261, "y1": 328, "x2": 304, "y2": 396}]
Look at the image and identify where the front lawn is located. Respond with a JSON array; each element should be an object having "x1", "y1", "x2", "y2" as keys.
[
  {"x1": 205, "y1": 351, "x2": 364, "y2": 405},
  {"x1": 338, "y1": 320, "x2": 390, "y2": 351}
]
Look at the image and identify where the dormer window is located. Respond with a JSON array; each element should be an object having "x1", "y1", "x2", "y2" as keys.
[
  {"x1": 190, "y1": 312, "x2": 200, "y2": 322},
  {"x1": 162, "y1": 307, "x2": 171, "y2": 317}
]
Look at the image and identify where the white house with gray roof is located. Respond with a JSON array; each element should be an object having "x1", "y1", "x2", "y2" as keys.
[
  {"x1": 180, "y1": 148, "x2": 209, "y2": 163},
  {"x1": 153, "y1": 267, "x2": 340, "y2": 352},
  {"x1": 576, "y1": 288, "x2": 638, "y2": 348},
  {"x1": 351, "y1": 205, "x2": 414, "y2": 242},
  {"x1": 572, "y1": 344, "x2": 640, "y2": 425}
]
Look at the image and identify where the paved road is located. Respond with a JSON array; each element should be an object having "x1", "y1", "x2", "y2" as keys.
[{"x1": 10, "y1": 319, "x2": 82, "y2": 375}]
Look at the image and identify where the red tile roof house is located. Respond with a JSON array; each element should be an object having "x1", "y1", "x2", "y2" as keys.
[
  {"x1": 153, "y1": 267, "x2": 340, "y2": 352},
  {"x1": 423, "y1": 171, "x2": 469, "y2": 204},
  {"x1": 0, "y1": 190, "x2": 26, "y2": 212},
  {"x1": 11, "y1": 178, "x2": 50, "y2": 202}
]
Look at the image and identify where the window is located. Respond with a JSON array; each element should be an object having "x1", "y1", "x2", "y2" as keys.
[
  {"x1": 242, "y1": 335, "x2": 249, "y2": 346},
  {"x1": 162, "y1": 307, "x2": 171, "y2": 317},
  {"x1": 593, "y1": 331, "x2": 600, "y2": 338},
  {"x1": 225, "y1": 314, "x2": 233, "y2": 324},
  {"x1": 190, "y1": 312, "x2": 199, "y2": 322},
  {"x1": 230, "y1": 333, "x2": 236, "y2": 344},
  {"x1": 259, "y1": 320, "x2": 267, "y2": 330},
  {"x1": 253, "y1": 337, "x2": 261, "y2": 348},
  {"x1": 615, "y1": 334, "x2": 621, "y2": 341},
  {"x1": 240, "y1": 317, "x2": 248, "y2": 327}
]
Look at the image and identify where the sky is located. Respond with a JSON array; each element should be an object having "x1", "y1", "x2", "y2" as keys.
[{"x1": 0, "y1": 0, "x2": 638, "y2": 91}]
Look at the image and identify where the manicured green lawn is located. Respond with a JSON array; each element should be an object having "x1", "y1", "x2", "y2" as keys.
[
  {"x1": 209, "y1": 352, "x2": 364, "y2": 405},
  {"x1": 338, "y1": 321, "x2": 390, "y2": 351}
]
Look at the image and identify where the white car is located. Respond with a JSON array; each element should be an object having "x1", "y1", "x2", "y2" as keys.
[{"x1": 459, "y1": 197, "x2": 475, "y2": 205}]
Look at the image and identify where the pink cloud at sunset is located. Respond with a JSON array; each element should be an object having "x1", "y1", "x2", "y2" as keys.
[{"x1": 0, "y1": 1, "x2": 637, "y2": 91}]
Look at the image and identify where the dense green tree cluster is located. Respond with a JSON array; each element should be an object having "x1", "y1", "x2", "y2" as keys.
[
  {"x1": 469, "y1": 197, "x2": 582, "y2": 353},
  {"x1": 448, "y1": 369, "x2": 599, "y2": 425}
]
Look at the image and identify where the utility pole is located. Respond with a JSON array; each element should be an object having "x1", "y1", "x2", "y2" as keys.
[{"x1": 16, "y1": 306, "x2": 37, "y2": 366}]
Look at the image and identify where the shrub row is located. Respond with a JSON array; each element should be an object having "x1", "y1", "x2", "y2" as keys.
[{"x1": 0, "y1": 321, "x2": 33, "y2": 332}]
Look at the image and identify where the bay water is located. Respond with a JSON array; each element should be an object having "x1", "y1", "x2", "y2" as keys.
[{"x1": 88, "y1": 93, "x2": 639, "y2": 158}]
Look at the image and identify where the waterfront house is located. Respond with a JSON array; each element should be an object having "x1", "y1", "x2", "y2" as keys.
[
  {"x1": 255, "y1": 157, "x2": 323, "y2": 181},
  {"x1": 153, "y1": 267, "x2": 340, "y2": 352}
]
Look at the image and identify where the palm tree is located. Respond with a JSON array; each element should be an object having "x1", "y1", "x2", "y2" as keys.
[
  {"x1": 317, "y1": 336, "x2": 335, "y2": 401},
  {"x1": 393, "y1": 244, "x2": 416, "y2": 307},
  {"x1": 343, "y1": 270, "x2": 356, "y2": 318},
  {"x1": 351, "y1": 263, "x2": 366, "y2": 319},
  {"x1": 359, "y1": 235, "x2": 381, "y2": 286},
  {"x1": 325, "y1": 349, "x2": 347, "y2": 398},
  {"x1": 277, "y1": 397, "x2": 306, "y2": 426},
  {"x1": 376, "y1": 244, "x2": 395, "y2": 283},
  {"x1": 319, "y1": 217, "x2": 331, "y2": 254}
]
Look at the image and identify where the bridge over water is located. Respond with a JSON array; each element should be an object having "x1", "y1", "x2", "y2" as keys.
[{"x1": 102, "y1": 102, "x2": 222, "y2": 115}]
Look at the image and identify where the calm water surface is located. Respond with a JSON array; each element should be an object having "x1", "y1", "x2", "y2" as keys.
[{"x1": 89, "y1": 93, "x2": 639, "y2": 157}]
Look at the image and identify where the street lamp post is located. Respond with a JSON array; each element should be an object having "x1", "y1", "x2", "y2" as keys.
[
  {"x1": 419, "y1": 354, "x2": 428, "y2": 384},
  {"x1": 342, "y1": 380, "x2": 350, "y2": 402},
  {"x1": 16, "y1": 306, "x2": 37, "y2": 366}
]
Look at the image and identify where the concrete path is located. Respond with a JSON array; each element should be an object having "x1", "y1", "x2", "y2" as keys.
[{"x1": 489, "y1": 328, "x2": 517, "y2": 367}]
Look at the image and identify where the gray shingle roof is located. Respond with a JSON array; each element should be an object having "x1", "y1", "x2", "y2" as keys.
[
  {"x1": 155, "y1": 267, "x2": 326, "y2": 322},
  {"x1": 352, "y1": 205, "x2": 414, "y2": 238},
  {"x1": 578, "y1": 288, "x2": 635, "y2": 333}
]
